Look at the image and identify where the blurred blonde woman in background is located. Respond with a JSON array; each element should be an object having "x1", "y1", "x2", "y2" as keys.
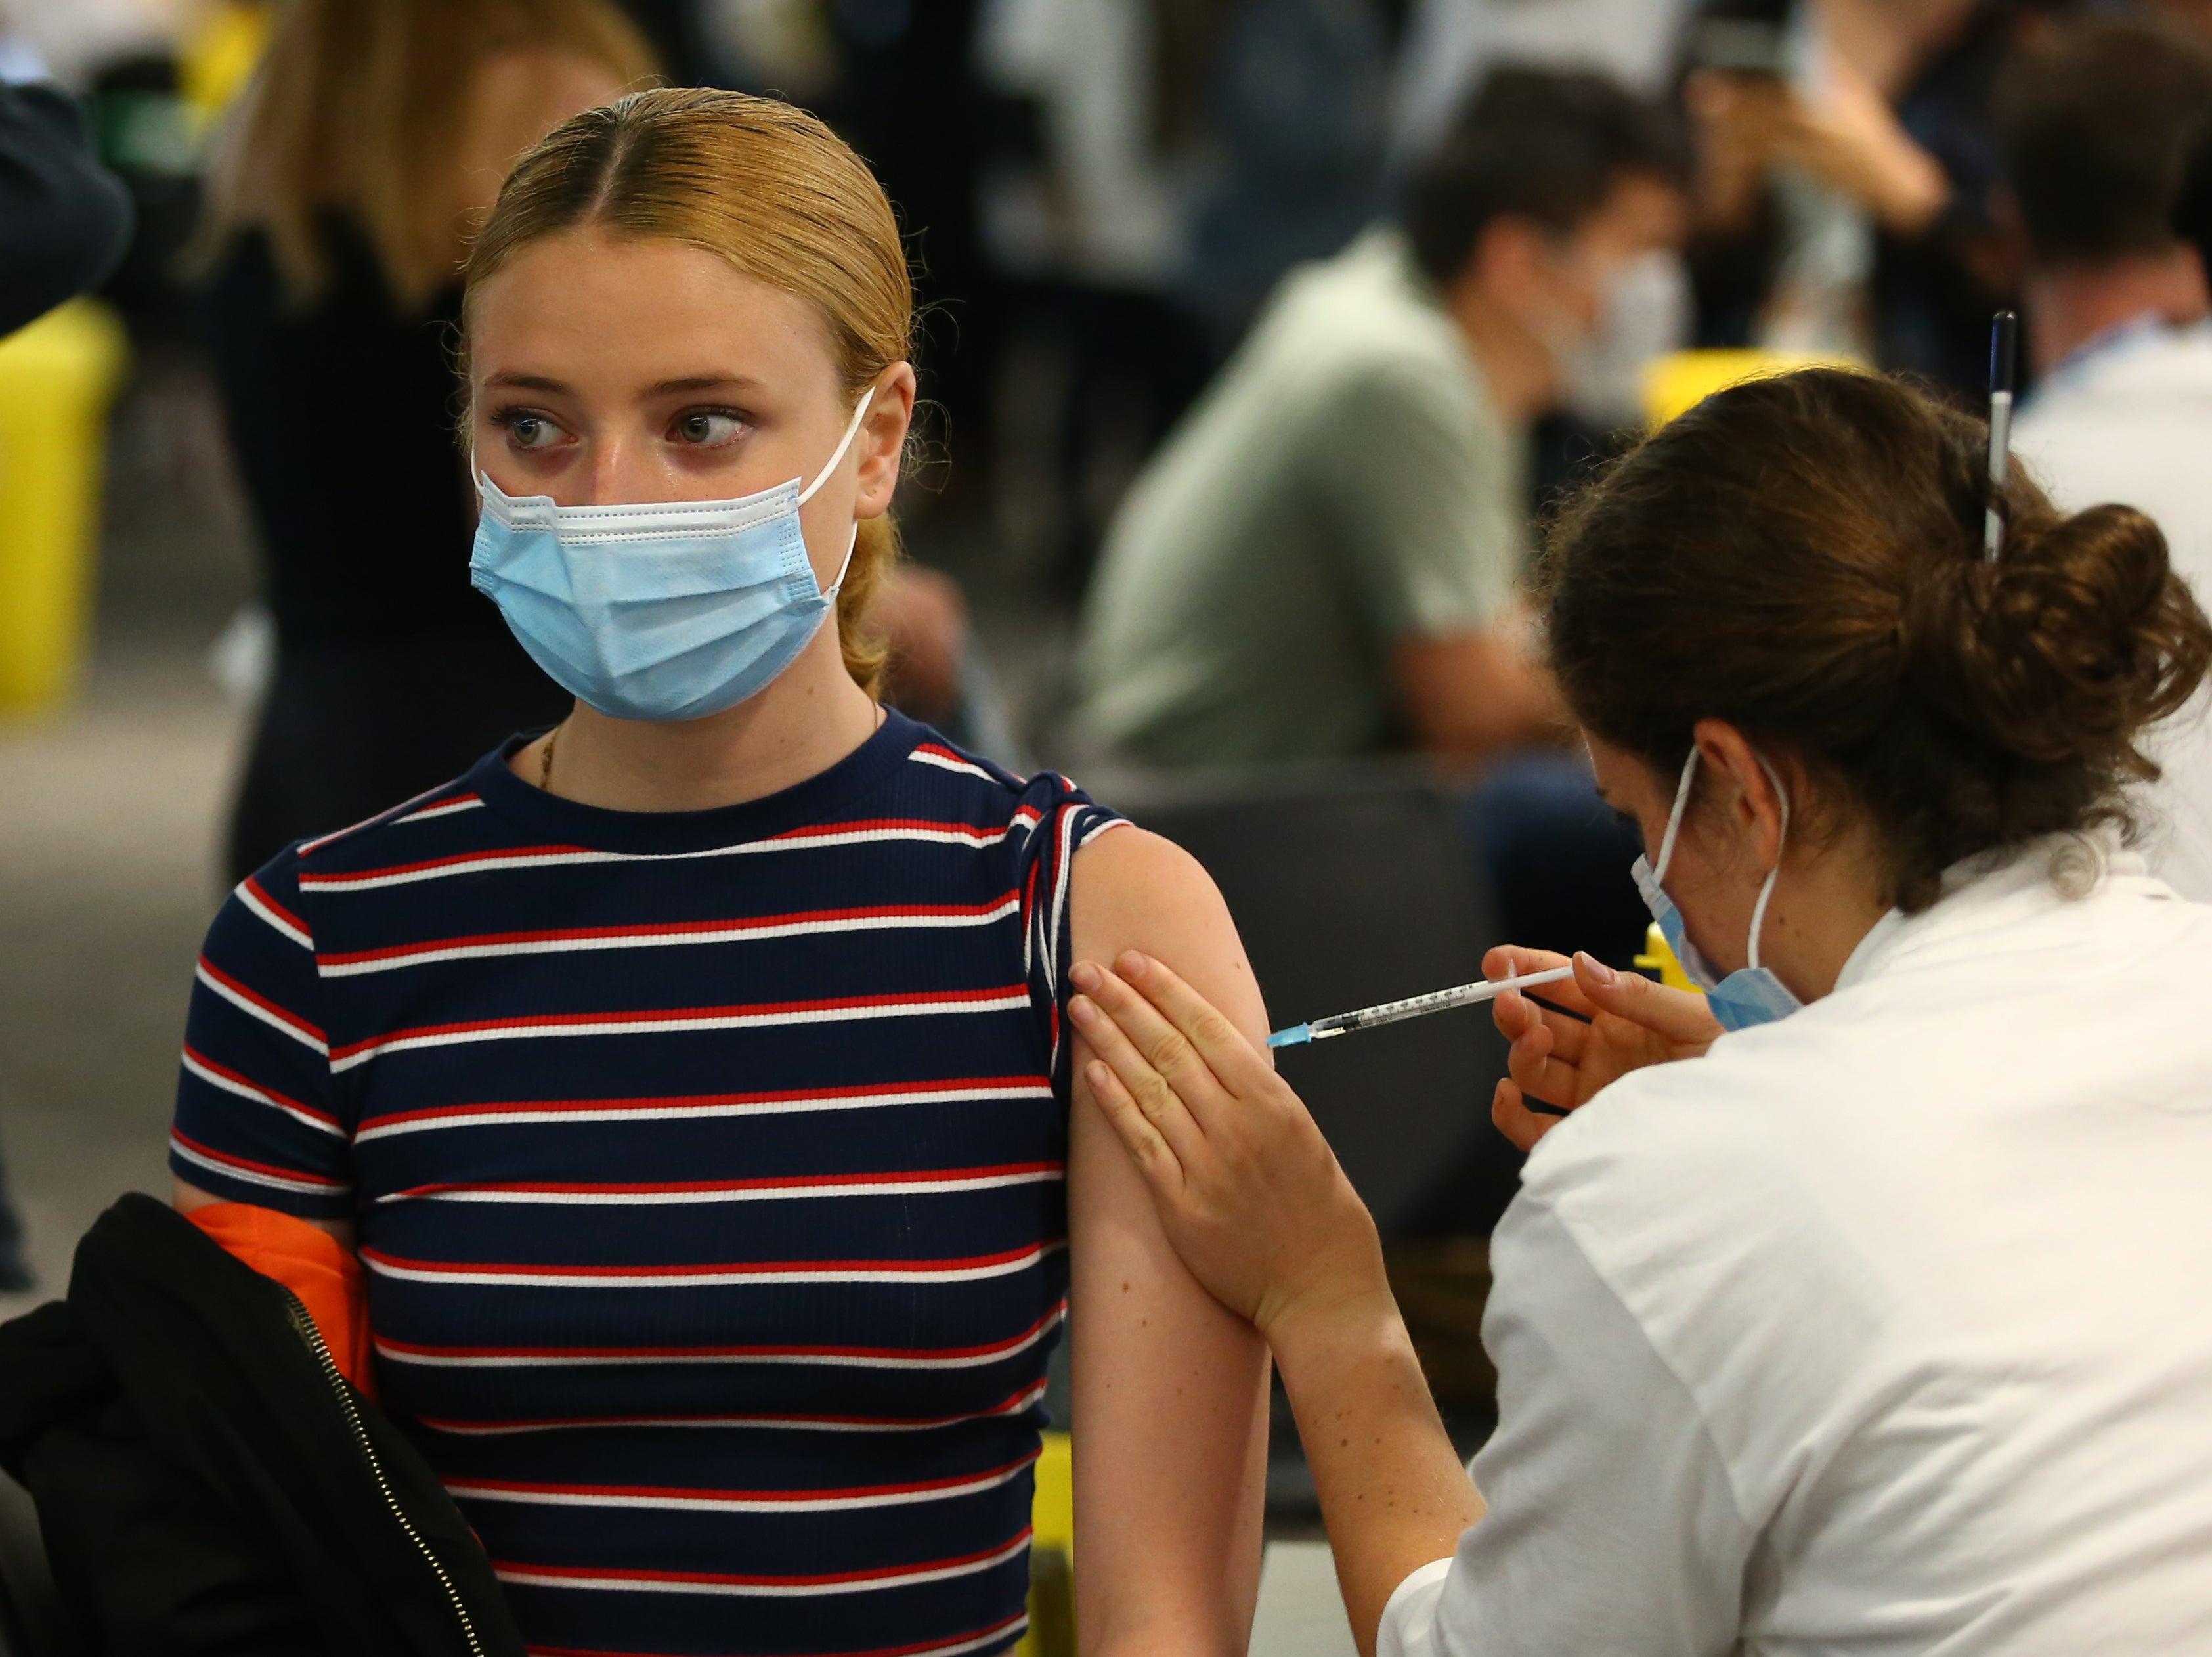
[{"x1": 198, "y1": 0, "x2": 657, "y2": 882}]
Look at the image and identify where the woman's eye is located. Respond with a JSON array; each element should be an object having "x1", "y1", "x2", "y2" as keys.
[
  {"x1": 674, "y1": 410, "x2": 748, "y2": 446},
  {"x1": 505, "y1": 414, "x2": 566, "y2": 451}
]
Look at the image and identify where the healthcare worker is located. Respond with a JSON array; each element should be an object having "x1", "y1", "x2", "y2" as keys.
[{"x1": 1064, "y1": 366, "x2": 2212, "y2": 1655}]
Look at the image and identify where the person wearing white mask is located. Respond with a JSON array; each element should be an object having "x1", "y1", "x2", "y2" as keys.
[
  {"x1": 1077, "y1": 66, "x2": 1688, "y2": 776},
  {"x1": 1065, "y1": 366, "x2": 2212, "y2": 1654}
]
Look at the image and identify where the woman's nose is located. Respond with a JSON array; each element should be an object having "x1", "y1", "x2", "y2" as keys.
[{"x1": 583, "y1": 436, "x2": 659, "y2": 507}]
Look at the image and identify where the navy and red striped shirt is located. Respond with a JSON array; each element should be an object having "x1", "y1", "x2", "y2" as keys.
[{"x1": 170, "y1": 713, "x2": 1123, "y2": 1656}]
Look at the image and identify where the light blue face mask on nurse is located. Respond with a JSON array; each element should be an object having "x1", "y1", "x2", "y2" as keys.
[
  {"x1": 469, "y1": 389, "x2": 875, "y2": 723},
  {"x1": 1630, "y1": 747, "x2": 1804, "y2": 1032}
]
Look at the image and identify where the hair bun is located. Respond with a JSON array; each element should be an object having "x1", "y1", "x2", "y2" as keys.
[{"x1": 1905, "y1": 503, "x2": 2210, "y2": 770}]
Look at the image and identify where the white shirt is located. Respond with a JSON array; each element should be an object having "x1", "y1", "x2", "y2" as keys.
[
  {"x1": 1382, "y1": 843, "x2": 2212, "y2": 1655},
  {"x1": 2012, "y1": 319, "x2": 2212, "y2": 900}
]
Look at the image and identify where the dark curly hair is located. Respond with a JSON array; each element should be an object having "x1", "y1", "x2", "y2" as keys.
[{"x1": 1541, "y1": 368, "x2": 2212, "y2": 912}]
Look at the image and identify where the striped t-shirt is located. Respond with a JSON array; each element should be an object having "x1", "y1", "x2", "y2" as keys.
[{"x1": 169, "y1": 712, "x2": 1123, "y2": 1657}]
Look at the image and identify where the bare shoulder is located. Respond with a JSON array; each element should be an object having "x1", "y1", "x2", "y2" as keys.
[
  {"x1": 1071, "y1": 825, "x2": 1265, "y2": 1036},
  {"x1": 1072, "y1": 823, "x2": 1220, "y2": 921}
]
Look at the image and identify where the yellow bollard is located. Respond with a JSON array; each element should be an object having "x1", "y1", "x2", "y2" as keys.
[
  {"x1": 0, "y1": 299, "x2": 129, "y2": 713},
  {"x1": 1634, "y1": 922, "x2": 1702, "y2": 993},
  {"x1": 181, "y1": 1, "x2": 274, "y2": 135},
  {"x1": 1017, "y1": 1430, "x2": 1075, "y2": 1657},
  {"x1": 1640, "y1": 347, "x2": 1857, "y2": 430}
]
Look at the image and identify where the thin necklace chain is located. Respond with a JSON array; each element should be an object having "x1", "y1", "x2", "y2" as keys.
[{"x1": 540, "y1": 722, "x2": 561, "y2": 793}]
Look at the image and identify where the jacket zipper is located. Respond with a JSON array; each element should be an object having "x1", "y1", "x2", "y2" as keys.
[{"x1": 280, "y1": 1291, "x2": 487, "y2": 1657}]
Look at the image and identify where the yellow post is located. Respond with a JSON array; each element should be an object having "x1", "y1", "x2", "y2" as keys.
[
  {"x1": 1634, "y1": 923, "x2": 1702, "y2": 993},
  {"x1": 1640, "y1": 347, "x2": 1856, "y2": 430},
  {"x1": 1017, "y1": 1430, "x2": 1075, "y2": 1657},
  {"x1": 0, "y1": 300, "x2": 129, "y2": 713}
]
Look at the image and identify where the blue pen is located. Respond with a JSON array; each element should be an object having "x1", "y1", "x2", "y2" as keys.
[
  {"x1": 1267, "y1": 965, "x2": 1576, "y2": 1049},
  {"x1": 1983, "y1": 309, "x2": 2019, "y2": 560}
]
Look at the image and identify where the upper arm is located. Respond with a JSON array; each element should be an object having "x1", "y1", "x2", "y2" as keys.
[
  {"x1": 1385, "y1": 1196, "x2": 1749, "y2": 1657},
  {"x1": 1067, "y1": 826, "x2": 1272, "y2": 1656},
  {"x1": 1390, "y1": 608, "x2": 1565, "y2": 765}
]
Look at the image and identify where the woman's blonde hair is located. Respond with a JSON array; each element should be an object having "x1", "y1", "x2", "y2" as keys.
[
  {"x1": 464, "y1": 88, "x2": 916, "y2": 699},
  {"x1": 205, "y1": 0, "x2": 657, "y2": 309}
]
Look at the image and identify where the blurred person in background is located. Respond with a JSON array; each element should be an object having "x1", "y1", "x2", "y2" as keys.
[
  {"x1": 1391, "y1": 0, "x2": 1697, "y2": 161},
  {"x1": 1076, "y1": 68, "x2": 1688, "y2": 962},
  {"x1": 977, "y1": 0, "x2": 1219, "y2": 596},
  {"x1": 2000, "y1": 18, "x2": 2212, "y2": 898},
  {"x1": 1685, "y1": 0, "x2": 2060, "y2": 393},
  {"x1": 197, "y1": 0, "x2": 657, "y2": 883},
  {"x1": 1386, "y1": 1, "x2": 1704, "y2": 486},
  {"x1": 0, "y1": 59, "x2": 133, "y2": 1295},
  {"x1": 1173, "y1": 0, "x2": 1400, "y2": 353},
  {"x1": 0, "y1": 69, "x2": 132, "y2": 334}
]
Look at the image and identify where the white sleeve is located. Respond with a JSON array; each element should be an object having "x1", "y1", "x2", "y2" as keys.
[{"x1": 1377, "y1": 1191, "x2": 1753, "y2": 1657}]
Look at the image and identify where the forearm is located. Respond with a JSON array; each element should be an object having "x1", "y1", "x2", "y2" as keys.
[
  {"x1": 1272, "y1": 1292, "x2": 1483, "y2": 1657},
  {"x1": 1398, "y1": 617, "x2": 1569, "y2": 770}
]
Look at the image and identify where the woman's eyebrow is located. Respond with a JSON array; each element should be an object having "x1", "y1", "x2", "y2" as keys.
[
  {"x1": 484, "y1": 370, "x2": 570, "y2": 395},
  {"x1": 645, "y1": 374, "x2": 764, "y2": 396}
]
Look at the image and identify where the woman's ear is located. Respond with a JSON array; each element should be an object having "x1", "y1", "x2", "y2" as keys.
[
  {"x1": 1692, "y1": 718, "x2": 1789, "y2": 873},
  {"x1": 854, "y1": 361, "x2": 917, "y2": 518}
]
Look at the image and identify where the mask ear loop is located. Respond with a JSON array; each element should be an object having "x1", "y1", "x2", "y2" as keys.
[
  {"x1": 797, "y1": 388, "x2": 876, "y2": 602},
  {"x1": 796, "y1": 386, "x2": 878, "y2": 508},
  {"x1": 821, "y1": 522, "x2": 859, "y2": 600},
  {"x1": 1745, "y1": 752, "x2": 1791, "y2": 973},
  {"x1": 1653, "y1": 747, "x2": 1701, "y2": 884}
]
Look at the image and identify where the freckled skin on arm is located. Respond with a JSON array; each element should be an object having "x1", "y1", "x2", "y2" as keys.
[{"x1": 1067, "y1": 828, "x2": 1272, "y2": 1656}]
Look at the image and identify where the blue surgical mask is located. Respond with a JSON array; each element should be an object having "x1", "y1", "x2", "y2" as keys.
[
  {"x1": 1630, "y1": 747, "x2": 1804, "y2": 1032},
  {"x1": 469, "y1": 389, "x2": 875, "y2": 723}
]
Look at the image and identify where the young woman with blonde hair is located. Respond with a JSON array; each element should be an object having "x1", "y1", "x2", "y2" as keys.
[
  {"x1": 200, "y1": 0, "x2": 656, "y2": 881},
  {"x1": 172, "y1": 88, "x2": 1270, "y2": 1657}
]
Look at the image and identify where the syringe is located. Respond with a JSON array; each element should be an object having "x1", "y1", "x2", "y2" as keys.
[{"x1": 1267, "y1": 965, "x2": 1576, "y2": 1049}]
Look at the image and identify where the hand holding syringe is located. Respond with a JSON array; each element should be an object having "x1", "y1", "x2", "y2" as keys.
[{"x1": 1267, "y1": 963, "x2": 1576, "y2": 1049}]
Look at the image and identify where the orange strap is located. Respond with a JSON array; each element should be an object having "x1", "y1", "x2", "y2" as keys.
[{"x1": 186, "y1": 1203, "x2": 375, "y2": 1398}]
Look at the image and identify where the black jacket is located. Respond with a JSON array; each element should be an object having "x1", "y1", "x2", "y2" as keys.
[
  {"x1": 0, "y1": 84, "x2": 131, "y2": 336},
  {"x1": 0, "y1": 1195, "x2": 524, "y2": 1656}
]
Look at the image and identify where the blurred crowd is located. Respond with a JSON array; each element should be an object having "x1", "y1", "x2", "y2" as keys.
[{"x1": 9, "y1": 0, "x2": 2212, "y2": 1274}]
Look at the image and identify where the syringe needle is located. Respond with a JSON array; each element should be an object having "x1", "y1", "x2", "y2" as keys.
[{"x1": 1267, "y1": 965, "x2": 1576, "y2": 1048}]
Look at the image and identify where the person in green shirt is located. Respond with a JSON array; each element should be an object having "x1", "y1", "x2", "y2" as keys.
[{"x1": 1076, "y1": 68, "x2": 1688, "y2": 771}]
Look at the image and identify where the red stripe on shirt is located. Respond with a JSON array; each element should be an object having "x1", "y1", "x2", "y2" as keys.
[
  {"x1": 318, "y1": 896, "x2": 1021, "y2": 968},
  {"x1": 375, "y1": 1301, "x2": 1066, "y2": 1367},
  {"x1": 180, "y1": 1044, "x2": 340, "y2": 1129},
  {"x1": 195, "y1": 956, "x2": 326, "y2": 1044},
  {"x1": 329, "y1": 986, "x2": 1030, "y2": 1065},
  {"x1": 412, "y1": 1379, "x2": 1051, "y2": 1436},
  {"x1": 494, "y1": 1528, "x2": 1031, "y2": 1591},
  {"x1": 389, "y1": 1162, "x2": 1064, "y2": 1201},
  {"x1": 239, "y1": 875, "x2": 311, "y2": 939},
  {"x1": 359, "y1": 1239, "x2": 1059, "y2": 1282},
  {"x1": 355, "y1": 1074, "x2": 1052, "y2": 1137},
  {"x1": 171, "y1": 1126, "x2": 346, "y2": 1189},
  {"x1": 521, "y1": 1606, "x2": 1031, "y2": 1657},
  {"x1": 450, "y1": 1450, "x2": 1037, "y2": 1507}
]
